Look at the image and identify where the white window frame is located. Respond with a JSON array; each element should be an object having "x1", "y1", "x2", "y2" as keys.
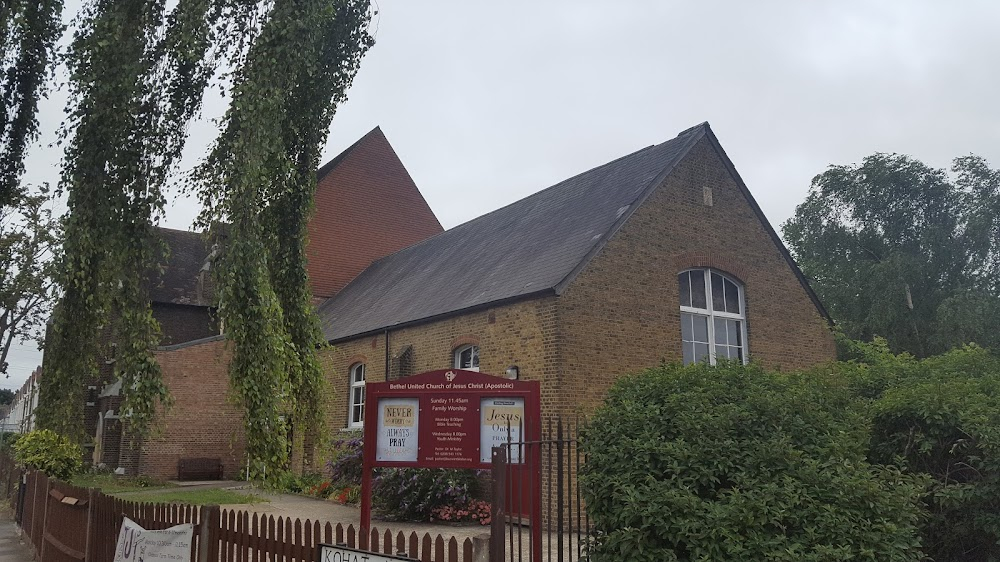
[
  {"x1": 348, "y1": 363, "x2": 365, "y2": 428},
  {"x1": 679, "y1": 268, "x2": 748, "y2": 365},
  {"x1": 453, "y1": 344, "x2": 480, "y2": 372}
]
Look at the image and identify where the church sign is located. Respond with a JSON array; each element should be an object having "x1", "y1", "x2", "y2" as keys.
[
  {"x1": 360, "y1": 369, "x2": 541, "y2": 542},
  {"x1": 365, "y1": 369, "x2": 539, "y2": 470}
]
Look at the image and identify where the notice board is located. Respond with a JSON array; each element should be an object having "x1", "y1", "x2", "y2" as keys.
[
  {"x1": 360, "y1": 369, "x2": 542, "y2": 544},
  {"x1": 364, "y1": 369, "x2": 540, "y2": 470}
]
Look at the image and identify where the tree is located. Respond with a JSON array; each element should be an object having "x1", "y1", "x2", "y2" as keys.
[
  {"x1": 0, "y1": 388, "x2": 13, "y2": 405},
  {"x1": 783, "y1": 153, "x2": 1000, "y2": 357},
  {"x1": 1, "y1": 0, "x2": 63, "y2": 209},
  {"x1": 194, "y1": 0, "x2": 374, "y2": 479},
  {"x1": 1, "y1": 0, "x2": 62, "y2": 382},
  {"x1": 37, "y1": 0, "x2": 217, "y2": 441},
  {"x1": 37, "y1": 0, "x2": 374, "y2": 478},
  {"x1": 0, "y1": 190, "x2": 58, "y2": 377}
]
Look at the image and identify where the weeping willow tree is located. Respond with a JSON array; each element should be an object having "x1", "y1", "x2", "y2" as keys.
[
  {"x1": 38, "y1": 0, "x2": 374, "y2": 480},
  {"x1": 36, "y1": 0, "x2": 218, "y2": 440},
  {"x1": 1, "y1": 0, "x2": 63, "y2": 208},
  {"x1": 195, "y1": 0, "x2": 374, "y2": 479}
]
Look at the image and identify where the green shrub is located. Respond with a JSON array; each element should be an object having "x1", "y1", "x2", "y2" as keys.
[
  {"x1": 0, "y1": 432, "x2": 22, "y2": 454},
  {"x1": 865, "y1": 345, "x2": 1000, "y2": 561},
  {"x1": 580, "y1": 362, "x2": 926, "y2": 562},
  {"x1": 273, "y1": 471, "x2": 326, "y2": 494},
  {"x1": 12, "y1": 429, "x2": 84, "y2": 480}
]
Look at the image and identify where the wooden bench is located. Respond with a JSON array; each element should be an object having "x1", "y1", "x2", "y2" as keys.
[{"x1": 177, "y1": 457, "x2": 224, "y2": 481}]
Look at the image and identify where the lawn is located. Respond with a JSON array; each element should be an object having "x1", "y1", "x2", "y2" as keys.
[
  {"x1": 111, "y1": 488, "x2": 265, "y2": 506},
  {"x1": 69, "y1": 472, "x2": 264, "y2": 505},
  {"x1": 70, "y1": 472, "x2": 175, "y2": 494}
]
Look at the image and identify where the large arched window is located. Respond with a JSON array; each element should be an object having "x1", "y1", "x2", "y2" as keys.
[
  {"x1": 678, "y1": 269, "x2": 747, "y2": 365},
  {"x1": 453, "y1": 344, "x2": 480, "y2": 371},
  {"x1": 348, "y1": 363, "x2": 366, "y2": 428}
]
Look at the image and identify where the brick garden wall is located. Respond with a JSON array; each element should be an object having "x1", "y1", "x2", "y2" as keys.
[
  {"x1": 554, "y1": 136, "x2": 837, "y2": 416},
  {"x1": 140, "y1": 337, "x2": 246, "y2": 481}
]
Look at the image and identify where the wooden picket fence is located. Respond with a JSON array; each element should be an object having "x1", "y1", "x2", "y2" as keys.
[{"x1": 4, "y1": 459, "x2": 482, "y2": 562}]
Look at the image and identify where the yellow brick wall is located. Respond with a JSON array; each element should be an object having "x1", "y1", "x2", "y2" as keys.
[
  {"x1": 322, "y1": 297, "x2": 558, "y2": 433},
  {"x1": 554, "y1": 136, "x2": 836, "y2": 417}
]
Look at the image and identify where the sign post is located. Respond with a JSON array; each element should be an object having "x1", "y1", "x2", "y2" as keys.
[
  {"x1": 360, "y1": 369, "x2": 541, "y2": 555},
  {"x1": 317, "y1": 543, "x2": 413, "y2": 562}
]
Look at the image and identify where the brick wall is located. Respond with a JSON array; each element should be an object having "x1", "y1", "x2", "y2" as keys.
[
  {"x1": 320, "y1": 136, "x2": 834, "y2": 433},
  {"x1": 139, "y1": 337, "x2": 246, "y2": 480},
  {"x1": 322, "y1": 297, "x2": 558, "y2": 434},
  {"x1": 555, "y1": 136, "x2": 836, "y2": 416},
  {"x1": 306, "y1": 127, "x2": 443, "y2": 299}
]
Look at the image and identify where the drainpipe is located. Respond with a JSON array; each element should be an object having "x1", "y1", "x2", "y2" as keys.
[{"x1": 384, "y1": 329, "x2": 390, "y2": 380}]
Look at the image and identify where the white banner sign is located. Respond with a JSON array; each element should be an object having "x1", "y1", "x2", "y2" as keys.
[
  {"x1": 480, "y1": 396, "x2": 524, "y2": 463},
  {"x1": 114, "y1": 516, "x2": 194, "y2": 562},
  {"x1": 376, "y1": 397, "x2": 419, "y2": 462}
]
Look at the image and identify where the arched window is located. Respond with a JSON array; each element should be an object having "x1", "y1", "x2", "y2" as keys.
[
  {"x1": 348, "y1": 363, "x2": 365, "y2": 428},
  {"x1": 453, "y1": 344, "x2": 480, "y2": 371},
  {"x1": 678, "y1": 269, "x2": 747, "y2": 365}
]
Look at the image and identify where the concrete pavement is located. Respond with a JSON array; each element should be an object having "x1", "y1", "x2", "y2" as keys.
[{"x1": 0, "y1": 513, "x2": 32, "y2": 562}]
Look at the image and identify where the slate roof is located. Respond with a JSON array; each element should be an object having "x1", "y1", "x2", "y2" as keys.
[
  {"x1": 318, "y1": 123, "x2": 715, "y2": 342},
  {"x1": 145, "y1": 129, "x2": 397, "y2": 307},
  {"x1": 149, "y1": 227, "x2": 213, "y2": 306}
]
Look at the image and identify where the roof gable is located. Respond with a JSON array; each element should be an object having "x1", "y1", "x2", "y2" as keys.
[
  {"x1": 318, "y1": 124, "x2": 708, "y2": 342},
  {"x1": 307, "y1": 126, "x2": 444, "y2": 298},
  {"x1": 697, "y1": 127, "x2": 832, "y2": 323}
]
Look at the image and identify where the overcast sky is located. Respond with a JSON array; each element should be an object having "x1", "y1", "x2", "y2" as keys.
[{"x1": 6, "y1": 0, "x2": 1000, "y2": 390}]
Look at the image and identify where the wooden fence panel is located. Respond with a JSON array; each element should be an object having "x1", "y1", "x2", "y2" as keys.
[
  {"x1": 0, "y1": 455, "x2": 476, "y2": 562},
  {"x1": 20, "y1": 471, "x2": 35, "y2": 544},
  {"x1": 40, "y1": 479, "x2": 90, "y2": 562},
  {"x1": 211, "y1": 509, "x2": 477, "y2": 562},
  {"x1": 30, "y1": 472, "x2": 47, "y2": 553}
]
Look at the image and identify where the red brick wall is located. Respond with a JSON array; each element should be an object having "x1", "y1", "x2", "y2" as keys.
[
  {"x1": 554, "y1": 136, "x2": 837, "y2": 416},
  {"x1": 306, "y1": 128, "x2": 443, "y2": 299},
  {"x1": 140, "y1": 338, "x2": 246, "y2": 480}
]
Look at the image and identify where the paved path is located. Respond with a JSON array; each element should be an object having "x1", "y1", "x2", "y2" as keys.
[
  {"x1": 219, "y1": 490, "x2": 493, "y2": 544},
  {"x1": 0, "y1": 512, "x2": 32, "y2": 562}
]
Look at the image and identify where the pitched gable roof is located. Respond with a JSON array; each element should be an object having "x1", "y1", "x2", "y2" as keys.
[
  {"x1": 307, "y1": 126, "x2": 444, "y2": 298},
  {"x1": 317, "y1": 124, "x2": 710, "y2": 342}
]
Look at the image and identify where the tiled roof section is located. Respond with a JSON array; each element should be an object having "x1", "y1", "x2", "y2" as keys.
[
  {"x1": 149, "y1": 227, "x2": 213, "y2": 306},
  {"x1": 318, "y1": 123, "x2": 710, "y2": 342}
]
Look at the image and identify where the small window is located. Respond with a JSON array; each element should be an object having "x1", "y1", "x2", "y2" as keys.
[
  {"x1": 453, "y1": 345, "x2": 480, "y2": 372},
  {"x1": 679, "y1": 269, "x2": 747, "y2": 365},
  {"x1": 348, "y1": 363, "x2": 365, "y2": 428}
]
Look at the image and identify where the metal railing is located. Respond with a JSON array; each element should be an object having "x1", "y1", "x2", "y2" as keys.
[{"x1": 491, "y1": 417, "x2": 592, "y2": 562}]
